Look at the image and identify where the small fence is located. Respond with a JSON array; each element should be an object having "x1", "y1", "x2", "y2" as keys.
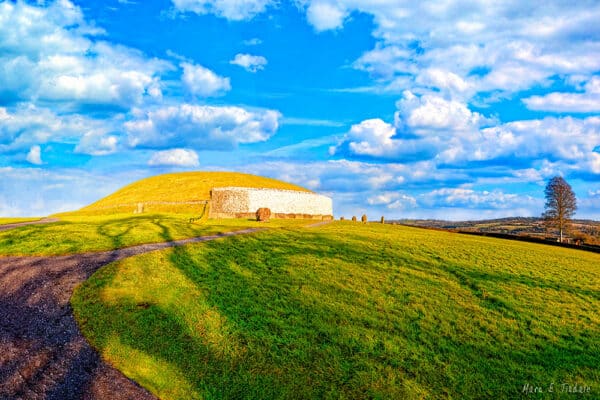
[
  {"x1": 88, "y1": 200, "x2": 209, "y2": 211},
  {"x1": 189, "y1": 202, "x2": 209, "y2": 223},
  {"x1": 80, "y1": 200, "x2": 211, "y2": 218}
]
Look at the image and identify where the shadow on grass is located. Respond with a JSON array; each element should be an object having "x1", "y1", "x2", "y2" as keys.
[
  {"x1": 96, "y1": 218, "x2": 137, "y2": 250},
  {"x1": 74, "y1": 227, "x2": 600, "y2": 399}
]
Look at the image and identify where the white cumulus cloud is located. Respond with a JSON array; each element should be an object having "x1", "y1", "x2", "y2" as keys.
[
  {"x1": 26, "y1": 145, "x2": 43, "y2": 165},
  {"x1": 524, "y1": 92, "x2": 600, "y2": 113},
  {"x1": 0, "y1": 1, "x2": 171, "y2": 108},
  {"x1": 416, "y1": 68, "x2": 472, "y2": 95},
  {"x1": 305, "y1": 1, "x2": 347, "y2": 32},
  {"x1": 334, "y1": 92, "x2": 494, "y2": 161},
  {"x1": 345, "y1": 119, "x2": 399, "y2": 157},
  {"x1": 352, "y1": 44, "x2": 416, "y2": 80},
  {"x1": 181, "y1": 62, "x2": 231, "y2": 97},
  {"x1": 230, "y1": 53, "x2": 267, "y2": 72},
  {"x1": 0, "y1": 105, "x2": 120, "y2": 155},
  {"x1": 367, "y1": 192, "x2": 417, "y2": 209},
  {"x1": 75, "y1": 131, "x2": 119, "y2": 156},
  {"x1": 299, "y1": 1, "x2": 600, "y2": 101},
  {"x1": 523, "y1": 76, "x2": 600, "y2": 112},
  {"x1": 171, "y1": 0, "x2": 273, "y2": 20},
  {"x1": 420, "y1": 188, "x2": 538, "y2": 210},
  {"x1": 125, "y1": 104, "x2": 281, "y2": 150},
  {"x1": 335, "y1": 89, "x2": 600, "y2": 171},
  {"x1": 396, "y1": 91, "x2": 493, "y2": 134},
  {"x1": 148, "y1": 148, "x2": 200, "y2": 167}
]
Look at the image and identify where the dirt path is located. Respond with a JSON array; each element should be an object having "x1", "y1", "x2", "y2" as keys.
[
  {"x1": 0, "y1": 228, "x2": 261, "y2": 400},
  {"x1": 304, "y1": 219, "x2": 334, "y2": 228},
  {"x1": 0, "y1": 218, "x2": 60, "y2": 232}
]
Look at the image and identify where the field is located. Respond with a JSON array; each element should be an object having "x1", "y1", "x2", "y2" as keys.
[
  {"x1": 0, "y1": 214, "x2": 307, "y2": 256},
  {"x1": 72, "y1": 221, "x2": 600, "y2": 399}
]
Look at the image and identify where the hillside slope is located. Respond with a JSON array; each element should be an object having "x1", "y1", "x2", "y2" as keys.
[
  {"x1": 76, "y1": 171, "x2": 311, "y2": 214},
  {"x1": 73, "y1": 222, "x2": 600, "y2": 399}
]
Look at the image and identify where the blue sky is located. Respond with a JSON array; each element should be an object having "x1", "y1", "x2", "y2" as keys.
[{"x1": 1, "y1": 0, "x2": 599, "y2": 219}]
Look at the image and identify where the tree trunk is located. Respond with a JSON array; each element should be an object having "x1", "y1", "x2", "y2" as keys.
[{"x1": 560, "y1": 228, "x2": 563, "y2": 243}]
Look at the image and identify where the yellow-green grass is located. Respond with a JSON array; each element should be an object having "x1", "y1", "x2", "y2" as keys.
[
  {"x1": 75, "y1": 171, "x2": 311, "y2": 215},
  {"x1": 0, "y1": 217, "x2": 41, "y2": 225},
  {"x1": 73, "y1": 222, "x2": 600, "y2": 399},
  {"x1": 0, "y1": 214, "x2": 307, "y2": 256}
]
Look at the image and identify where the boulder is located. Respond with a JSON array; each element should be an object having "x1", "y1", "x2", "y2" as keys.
[{"x1": 256, "y1": 207, "x2": 271, "y2": 222}]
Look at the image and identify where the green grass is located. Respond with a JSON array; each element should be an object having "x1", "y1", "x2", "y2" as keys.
[
  {"x1": 0, "y1": 217, "x2": 40, "y2": 225},
  {"x1": 0, "y1": 214, "x2": 306, "y2": 256},
  {"x1": 72, "y1": 222, "x2": 600, "y2": 399},
  {"x1": 77, "y1": 171, "x2": 311, "y2": 215}
]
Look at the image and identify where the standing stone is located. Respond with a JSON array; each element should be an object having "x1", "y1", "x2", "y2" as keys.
[
  {"x1": 361, "y1": 214, "x2": 367, "y2": 223},
  {"x1": 340, "y1": 216, "x2": 345, "y2": 221},
  {"x1": 256, "y1": 207, "x2": 271, "y2": 222},
  {"x1": 351, "y1": 216, "x2": 357, "y2": 222},
  {"x1": 135, "y1": 202, "x2": 144, "y2": 214},
  {"x1": 381, "y1": 216, "x2": 385, "y2": 224}
]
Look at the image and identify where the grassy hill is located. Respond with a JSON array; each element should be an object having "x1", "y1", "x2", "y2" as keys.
[
  {"x1": 73, "y1": 221, "x2": 600, "y2": 399},
  {"x1": 76, "y1": 171, "x2": 311, "y2": 215}
]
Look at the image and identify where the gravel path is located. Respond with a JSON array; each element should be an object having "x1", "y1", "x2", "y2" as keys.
[
  {"x1": 0, "y1": 228, "x2": 262, "y2": 400},
  {"x1": 0, "y1": 218, "x2": 60, "y2": 232},
  {"x1": 304, "y1": 220, "x2": 334, "y2": 228}
]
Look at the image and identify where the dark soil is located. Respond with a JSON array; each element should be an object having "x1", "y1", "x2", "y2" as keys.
[{"x1": 0, "y1": 228, "x2": 261, "y2": 400}]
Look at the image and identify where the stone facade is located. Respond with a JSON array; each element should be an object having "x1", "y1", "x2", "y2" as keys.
[{"x1": 209, "y1": 187, "x2": 333, "y2": 220}]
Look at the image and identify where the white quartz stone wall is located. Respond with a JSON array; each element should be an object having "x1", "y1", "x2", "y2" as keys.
[
  {"x1": 211, "y1": 188, "x2": 250, "y2": 214},
  {"x1": 211, "y1": 187, "x2": 333, "y2": 215}
]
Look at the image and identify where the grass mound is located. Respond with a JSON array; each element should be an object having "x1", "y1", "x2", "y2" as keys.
[
  {"x1": 75, "y1": 172, "x2": 311, "y2": 215},
  {"x1": 72, "y1": 222, "x2": 600, "y2": 399}
]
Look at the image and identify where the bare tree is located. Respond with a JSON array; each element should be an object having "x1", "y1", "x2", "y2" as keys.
[{"x1": 543, "y1": 176, "x2": 577, "y2": 243}]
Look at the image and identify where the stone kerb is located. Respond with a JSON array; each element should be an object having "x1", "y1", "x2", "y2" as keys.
[{"x1": 210, "y1": 187, "x2": 333, "y2": 219}]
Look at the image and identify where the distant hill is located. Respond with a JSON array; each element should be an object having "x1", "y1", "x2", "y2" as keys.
[
  {"x1": 72, "y1": 171, "x2": 311, "y2": 215},
  {"x1": 396, "y1": 217, "x2": 600, "y2": 245}
]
